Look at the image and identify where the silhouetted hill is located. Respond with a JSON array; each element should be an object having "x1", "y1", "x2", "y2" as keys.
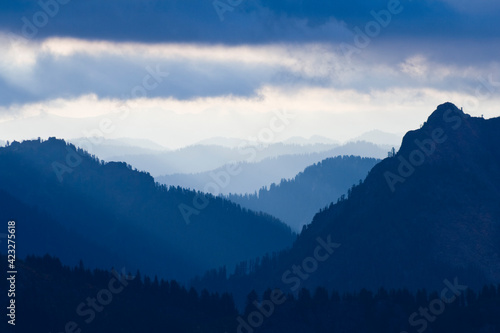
[
  {"x1": 2, "y1": 254, "x2": 499, "y2": 333},
  {"x1": 157, "y1": 141, "x2": 388, "y2": 195},
  {"x1": 0, "y1": 254, "x2": 238, "y2": 333},
  {"x1": 0, "y1": 189, "x2": 122, "y2": 268},
  {"x1": 228, "y1": 156, "x2": 380, "y2": 231},
  {"x1": 0, "y1": 138, "x2": 294, "y2": 281},
  {"x1": 194, "y1": 103, "x2": 500, "y2": 299}
]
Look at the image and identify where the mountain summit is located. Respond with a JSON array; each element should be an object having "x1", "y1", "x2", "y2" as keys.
[{"x1": 217, "y1": 103, "x2": 500, "y2": 295}]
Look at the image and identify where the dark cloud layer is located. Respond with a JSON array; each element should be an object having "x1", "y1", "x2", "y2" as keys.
[
  {"x1": 0, "y1": 0, "x2": 499, "y2": 44},
  {"x1": 0, "y1": 0, "x2": 499, "y2": 109},
  {"x1": 0, "y1": 51, "x2": 282, "y2": 106}
]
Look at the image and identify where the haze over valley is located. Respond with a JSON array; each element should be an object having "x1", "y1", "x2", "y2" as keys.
[{"x1": 1, "y1": 1, "x2": 500, "y2": 332}]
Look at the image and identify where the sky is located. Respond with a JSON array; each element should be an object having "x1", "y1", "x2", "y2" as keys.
[{"x1": 0, "y1": 0, "x2": 499, "y2": 149}]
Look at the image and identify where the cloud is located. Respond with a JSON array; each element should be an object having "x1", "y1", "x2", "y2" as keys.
[
  {"x1": 0, "y1": 36, "x2": 284, "y2": 105},
  {"x1": 0, "y1": 34, "x2": 499, "y2": 110},
  {"x1": 1, "y1": 83, "x2": 500, "y2": 149},
  {"x1": 0, "y1": 0, "x2": 498, "y2": 44},
  {"x1": 1, "y1": 1, "x2": 498, "y2": 151},
  {"x1": 437, "y1": 0, "x2": 500, "y2": 13}
]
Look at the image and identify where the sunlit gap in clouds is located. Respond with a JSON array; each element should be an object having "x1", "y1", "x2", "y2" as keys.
[{"x1": 0, "y1": 34, "x2": 499, "y2": 148}]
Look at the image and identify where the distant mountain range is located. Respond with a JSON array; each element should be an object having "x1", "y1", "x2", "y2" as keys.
[
  {"x1": 0, "y1": 130, "x2": 397, "y2": 178},
  {"x1": 69, "y1": 137, "x2": 168, "y2": 160},
  {"x1": 350, "y1": 130, "x2": 402, "y2": 147},
  {"x1": 283, "y1": 135, "x2": 339, "y2": 145},
  {"x1": 194, "y1": 136, "x2": 250, "y2": 148},
  {"x1": 194, "y1": 135, "x2": 340, "y2": 147},
  {"x1": 71, "y1": 136, "x2": 167, "y2": 151},
  {"x1": 3, "y1": 104, "x2": 499, "y2": 333},
  {"x1": 156, "y1": 141, "x2": 388, "y2": 195},
  {"x1": 228, "y1": 156, "x2": 380, "y2": 231},
  {"x1": 194, "y1": 103, "x2": 500, "y2": 299},
  {"x1": 109, "y1": 142, "x2": 341, "y2": 176},
  {"x1": 0, "y1": 138, "x2": 295, "y2": 281}
]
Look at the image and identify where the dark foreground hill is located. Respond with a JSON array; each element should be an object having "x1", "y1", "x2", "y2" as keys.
[
  {"x1": 228, "y1": 155, "x2": 380, "y2": 231},
  {"x1": 0, "y1": 254, "x2": 238, "y2": 333},
  {"x1": 194, "y1": 103, "x2": 500, "y2": 300},
  {"x1": 294, "y1": 103, "x2": 500, "y2": 292},
  {"x1": 2, "y1": 254, "x2": 499, "y2": 333},
  {"x1": 0, "y1": 138, "x2": 295, "y2": 281}
]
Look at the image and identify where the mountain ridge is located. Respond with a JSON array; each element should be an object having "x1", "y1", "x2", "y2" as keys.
[
  {"x1": 228, "y1": 155, "x2": 380, "y2": 231},
  {"x1": 157, "y1": 141, "x2": 388, "y2": 195},
  {"x1": 0, "y1": 138, "x2": 295, "y2": 281},
  {"x1": 193, "y1": 103, "x2": 500, "y2": 300}
]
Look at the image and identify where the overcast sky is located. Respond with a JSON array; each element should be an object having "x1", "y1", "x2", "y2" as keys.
[{"x1": 0, "y1": 0, "x2": 499, "y2": 148}]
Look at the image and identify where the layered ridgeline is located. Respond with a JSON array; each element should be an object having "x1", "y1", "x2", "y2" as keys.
[
  {"x1": 110, "y1": 142, "x2": 340, "y2": 176},
  {"x1": 228, "y1": 156, "x2": 380, "y2": 231},
  {"x1": 288, "y1": 102, "x2": 500, "y2": 292},
  {"x1": 157, "y1": 141, "x2": 388, "y2": 195},
  {"x1": 194, "y1": 103, "x2": 500, "y2": 298},
  {"x1": 0, "y1": 138, "x2": 294, "y2": 281}
]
